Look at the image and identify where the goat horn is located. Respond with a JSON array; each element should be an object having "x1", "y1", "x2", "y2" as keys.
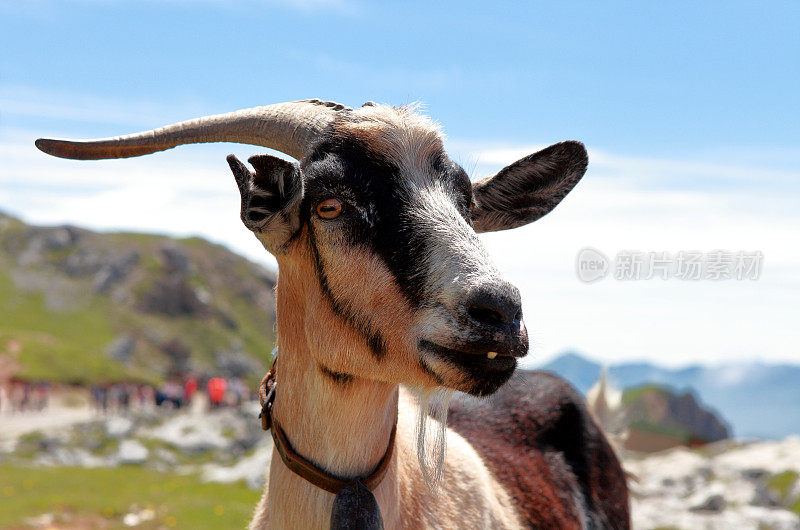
[{"x1": 35, "y1": 99, "x2": 350, "y2": 161}]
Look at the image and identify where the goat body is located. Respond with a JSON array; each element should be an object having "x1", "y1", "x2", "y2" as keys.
[{"x1": 36, "y1": 100, "x2": 630, "y2": 529}]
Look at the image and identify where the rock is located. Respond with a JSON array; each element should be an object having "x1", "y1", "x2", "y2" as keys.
[
  {"x1": 92, "y1": 251, "x2": 139, "y2": 293},
  {"x1": 215, "y1": 351, "x2": 262, "y2": 378},
  {"x1": 142, "y1": 413, "x2": 231, "y2": 453},
  {"x1": 24, "y1": 513, "x2": 55, "y2": 527},
  {"x1": 19, "y1": 227, "x2": 82, "y2": 265},
  {"x1": 251, "y1": 264, "x2": 277, "y2": 289},
  {"x1": 122, "y1": 507, "x2": 155, "y2": 527},
  {"x1": 107, "y1": 336, "x2": 137, "y2": 364},
  {"x1": 160, "y1": 338, "x2": 192, "y2": 373},
  {"x1": 105, "y1": 416, "x2": 135, "y2": 438},
  {"x1": 138, "y1": 274, "x2": 206, "y2": 317},
  {"x1": 64, "y1": 247, "x2": 138, "y2": 284},
  {"x1": 36, "y1": 447, "x2": 105, "y2": 468},
  {"x1": 742, "y1": 468, "x2": 769, "y2": 481},
  {"x1": 161, "y1": 246, "x2": 191, "y2": 274},
  {"x1": 752, "y1": 484, "x2": 782, "y2": 507},
  {"x1": 621, "y1": 384, "x2": 731, "y2": 451},
  {"x1": 201, "y1": 438, "x2": 273, "y2": 490},
  {"x1": 117, "y1": 440, "x2": 148, "y2": 465},
  {"x1": 153, "y1": 447, "x2": 178, "y2": 466},
  {"x1": 690, "y1": 493, "x2": 725, "y2": 512}
]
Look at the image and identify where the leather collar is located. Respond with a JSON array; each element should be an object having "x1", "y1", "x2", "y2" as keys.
[
  {"x1": 271, "y1": 417, "x2": 397, "y2": 494},
  {"x1": 259, "y1": 353, "x2": 397, "y2": 494}
]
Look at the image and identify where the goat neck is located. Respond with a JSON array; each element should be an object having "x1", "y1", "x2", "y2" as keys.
[{"x1": 263, "y1": 255, "x2": 400, "y2": 528}]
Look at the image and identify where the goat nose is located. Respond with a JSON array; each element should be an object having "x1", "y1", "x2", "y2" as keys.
[{"x1": 465, "y1": 284, "x2": 522, "y2": 329}]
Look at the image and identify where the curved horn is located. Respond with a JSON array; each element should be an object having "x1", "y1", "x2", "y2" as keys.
[{"x1": 35, "y1": 99, "x2": 349, "y2": 161}]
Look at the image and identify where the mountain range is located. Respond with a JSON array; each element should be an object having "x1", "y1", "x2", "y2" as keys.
[{"x1": 539, "y1": 352, "x2": 800, "y2": 439}]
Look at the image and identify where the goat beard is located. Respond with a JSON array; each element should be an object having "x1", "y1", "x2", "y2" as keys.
[{"x1": 407, "y1": 386, "x2": 454, "y2": 493}]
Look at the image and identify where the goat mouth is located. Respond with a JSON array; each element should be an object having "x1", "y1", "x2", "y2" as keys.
[
  {"x1": 418, "y1": 339, "x2": 519, "y2": 373},
  {"x1": 418, "y1": 339, "x2": 518, "y2": 396}
]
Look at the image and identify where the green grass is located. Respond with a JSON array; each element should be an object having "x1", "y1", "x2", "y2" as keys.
[
  {"x1": 627, "y1": 419, "x2": 693, "y2": 441},
  {"x1": 621, "y1": 383, "x2": 670, "y2": 406},
  {"x1": 767, "y1": 470, "x2": 798, "y2": 499},
  {"x1": 0, "y1": 266, "x2": 124, "y2": 383},
  {"x1": 767, "y1": 470, "x2": 800, "y2": 514},
  {"x1": 0, "y1": 465, "x2": 260, "y2": 529},
  {"x1": 0, "y1": 220, "x2": 275, "y2": 386}
]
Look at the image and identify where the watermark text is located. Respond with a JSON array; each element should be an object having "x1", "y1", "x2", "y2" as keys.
[{"x1": 576, "y1": 248, "x2": 763, "y2": 283}]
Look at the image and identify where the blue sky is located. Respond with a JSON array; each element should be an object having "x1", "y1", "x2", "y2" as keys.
[
  {"x1": 3, "y1": 1, "x2": 799, "y2": 154},
  {"x1": 1, "y1": 1, "x2": 799, "y2": 366}
]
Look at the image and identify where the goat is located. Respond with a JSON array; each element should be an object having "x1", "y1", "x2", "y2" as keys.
[{"x1": 36, "y1": 99, "x2": 630, "y2": 529}]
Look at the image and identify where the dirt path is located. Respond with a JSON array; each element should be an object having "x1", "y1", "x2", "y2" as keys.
[{"x1": 0, "y1": 407, "x2": 96, "y2": 441}]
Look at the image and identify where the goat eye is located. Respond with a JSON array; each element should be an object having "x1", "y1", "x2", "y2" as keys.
[{"x1": 316, "y1": 198, "x2": 342, "y2": 219}]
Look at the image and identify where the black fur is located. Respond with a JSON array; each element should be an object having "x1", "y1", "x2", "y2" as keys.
[
  {"x1": 330, "y1": 479, "x2": 383, "y2": 530},
  {"x1": 471, "y1": 141, "x2": 588, "y2": 233},
  {"x1": 419, "y1": 339, "x2": 517, "y2": 396},
  {"x1": 227, "y1": 153, "x2": 303, "y2": 252},
  {"x1": 318, "y1": 363, "x2": 355, "y2": 386},
  {"x1": 302, "y1": 135, "x2": 471, "y2": 309},
  {"x1": 297, "y1": 135, "x2": 471, "y2": 361}
]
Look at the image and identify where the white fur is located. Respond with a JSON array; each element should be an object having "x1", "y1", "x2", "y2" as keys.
[{"x1": 406, "y1": 386, "x2": 454, "y2": 491}]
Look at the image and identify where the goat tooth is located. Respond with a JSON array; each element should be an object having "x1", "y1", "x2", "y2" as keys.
[{"x1": 486, "y1": 351, "x2": 498, "y2": 359}]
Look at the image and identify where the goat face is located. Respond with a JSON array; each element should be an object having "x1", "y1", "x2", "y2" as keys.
[{"x1": 229, "y1": 104, "x2": 588, "y2": 397}]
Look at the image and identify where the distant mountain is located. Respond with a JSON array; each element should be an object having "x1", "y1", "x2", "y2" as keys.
[
  {"x1": 540, "y1": 352, "x2": 800, "y2": 439},
  {"x1": 0, "y1": 211, "x2": 276, "y2": 385},
  {"x1": 620, "y1": 384, "x2": 730, "y2": 450}
]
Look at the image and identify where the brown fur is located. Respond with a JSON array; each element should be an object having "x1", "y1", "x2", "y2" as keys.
[
  {"x1": 253, "y1": 247, "x2": 524, "y2": 529},
  {"x1": 303, "y1": 230, "x2": 439, "y2": 389},
  {"x1": 448, "y1": 371, "x2": 630, "y2": 529}
]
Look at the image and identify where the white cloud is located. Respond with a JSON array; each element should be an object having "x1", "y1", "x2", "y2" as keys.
[{"x1": 2, "y1": 113, "x2": 798, "y2": 368}]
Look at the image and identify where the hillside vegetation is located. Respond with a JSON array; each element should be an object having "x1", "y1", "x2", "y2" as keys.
[
  {"x1": 0, "y1": 465, "x2": 261, "y2": 529},
  {"x1": 0, "y1": 212, "x2": 277, "y2": 385}
]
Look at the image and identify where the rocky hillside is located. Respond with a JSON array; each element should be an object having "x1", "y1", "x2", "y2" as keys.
[
  {"x1": 621, "y1": 384, "x2": 730, "y2": 446},
  {"x1": 0, "y1": 211, "x2": 277, "y2": 384}
]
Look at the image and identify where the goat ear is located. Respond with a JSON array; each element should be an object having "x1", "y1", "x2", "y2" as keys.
[
  {"x1": 227, "y1": 154, "x2": 303, "y2": 253},
  {"x1": 471, "y1": 141, "x2": 588, "y2": 233}
]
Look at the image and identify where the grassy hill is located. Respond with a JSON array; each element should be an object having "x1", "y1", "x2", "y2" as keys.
[
  {"x1": 0, "y1": 465, "x2": 261, "y2": 529},
  {"x1": 0, "y1": 211, "x2": 277, "y2": 385}
]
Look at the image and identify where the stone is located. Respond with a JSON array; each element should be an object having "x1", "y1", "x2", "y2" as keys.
[
  {"x1": 117, "y1": 440, "x2": 148, "y2": 465},
  {"x1": 105, "y1": 416, "x2": 135, "y2": 438},
  {"x1": 689, "y1": 493, "x2": 726, "y2": 512},
  {"x1": 106, "y1": 336, "x2": 137, "y2": 364}
]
